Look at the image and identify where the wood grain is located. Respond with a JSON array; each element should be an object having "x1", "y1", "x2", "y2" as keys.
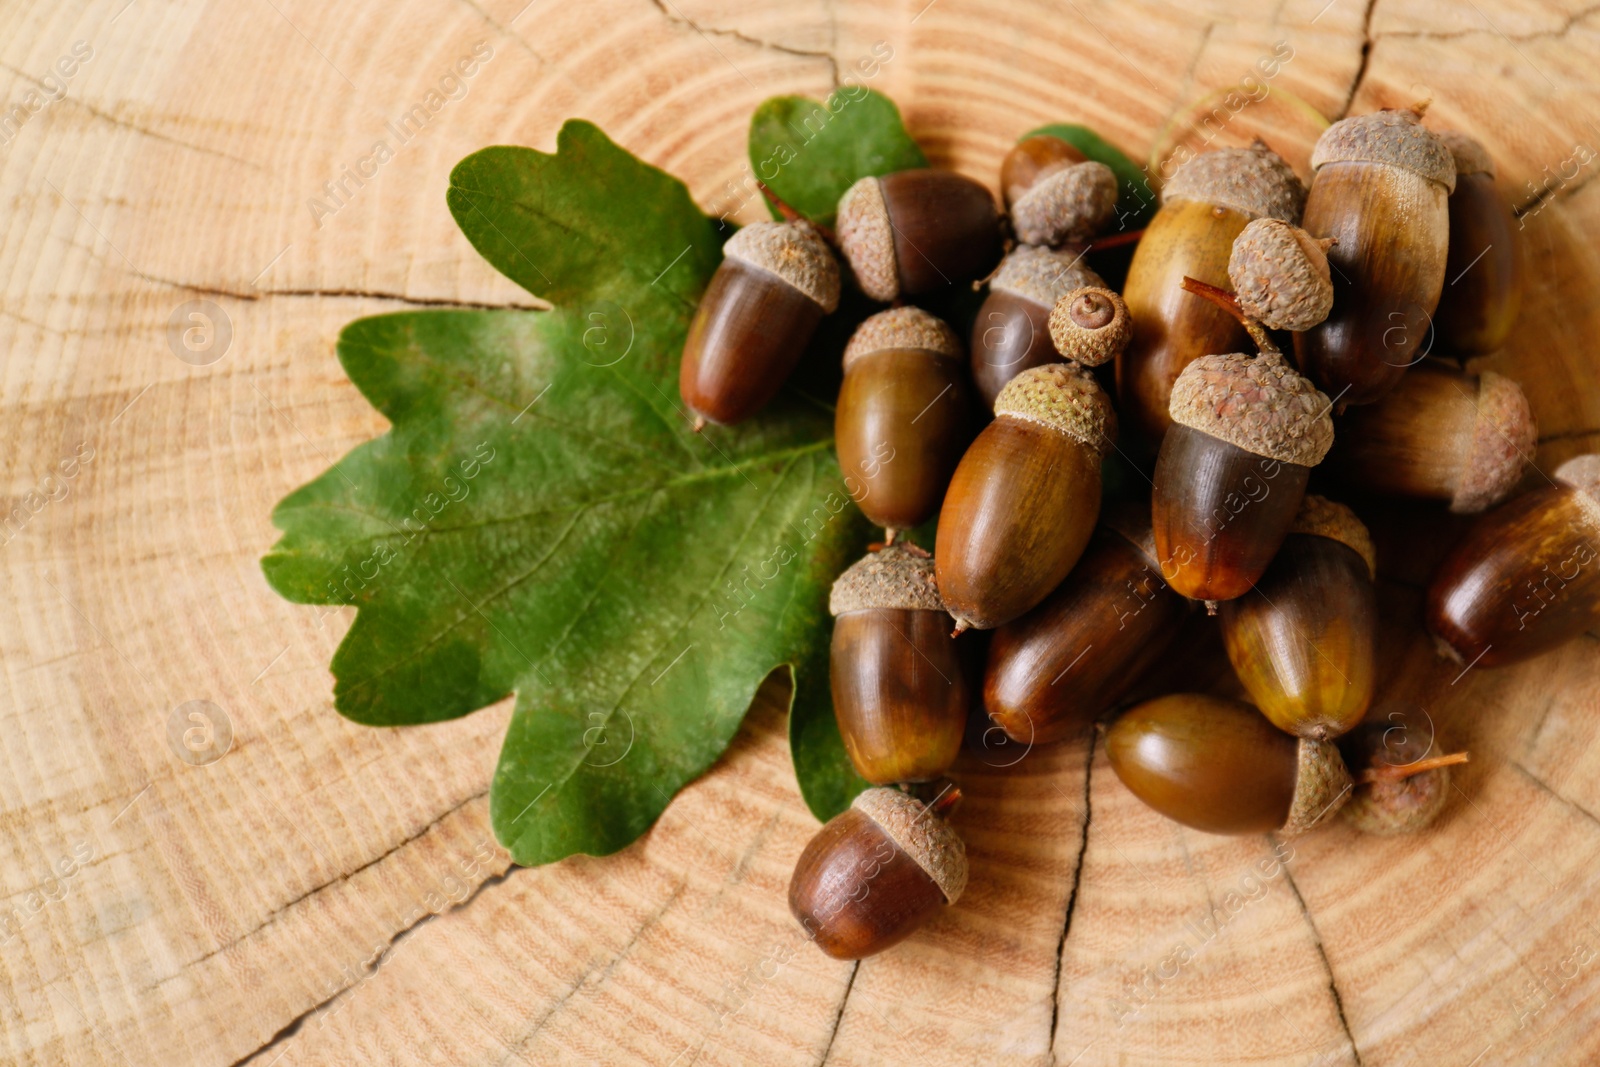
[{"x1": 1, "y1": 0, "x2": 1598, "y2": 1064}]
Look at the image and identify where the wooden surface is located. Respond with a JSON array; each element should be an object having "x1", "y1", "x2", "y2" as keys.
[{"x1": 2, "y1": 0, "x2": 1599, "y2": 1064}]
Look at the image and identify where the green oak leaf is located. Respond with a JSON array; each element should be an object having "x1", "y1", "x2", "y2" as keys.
[
  {"x1": 1022, "y1": 123, "x2": 1156, "y2": 231},
  {"x1": 263, "y1": 120, "x2": 871, "y2": 866},
  {"x1": 749, "y1": 88, "x2": 927, "y2": 227}
]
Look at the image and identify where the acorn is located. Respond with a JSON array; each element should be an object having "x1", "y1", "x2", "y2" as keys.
[
  {"x1": 969, "y1": 246, "x2": 1106, "y2": 408},
  {"x1": 1151, "y1": 286, "x2": 1335, "y2": 606},
  {"x1": 1227, "y1": 218, "x2": 1335, "y2": 332},
  {"x1": 1323, "y1": 360, "x2": 1535, "y2": 514},
  {"x1": 1119, "y1": 143, "x2": 1306, "y2": 444},
  {"x1": 999, "y1": 134, "x2": 1119, "y2": 247},
  {"x1": 1295, "y1": 107, "x2": 1456, "y2": 406},
  {"x1": 1106, "y1": 694, "x2": 1352, "y2": 836},
  {"x1": 1433, "y1": 131, "x2": 1523, "y2": 357},
  {"x1": 984, "y1": 500, "x2": 1189, "y2": 744},
  {"x1": 836, "y1": 170, "x2": 1002, "y2": 301},
  {"x1": 1220, "y1": 495, "x2": 1377, "y2": 740},
  {"x1": 836, "y1": 308, "x2": 973, "y2": 537},
  {"x1": 936, "y1": 362, "x2": 1116, "y2": 632},
  {"x1": 1427, "y1": 454, "x2": 1600, "y2": 668},
  {"x1": 1339, "y1": 713, "x2": 1465, "y2": 835},
  {"x1": 829, "y1": 545, "x2": 968, "y2": 785},
  {"x1": 789, "y1": 785, "x2": 967, "y2": 960},
  {"x1": 679, "y1": 220, "x2": 840, "y2": 429}
]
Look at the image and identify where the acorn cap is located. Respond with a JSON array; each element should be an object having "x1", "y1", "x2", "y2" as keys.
[
  {"x1": 1435, "y1": 130, "x2": 1494, "y2": 178},
  {"x1": 1168, "y1": 351, "x2": 1335, "y2": 467},
  {"x1": 836, "y1": 175, "x2": 898, "y2": 302},
  {"x1": 842, "y1": 306, "x2": 963, "y2": 368},
  {"x1": 1555, "y1": 453, "x2": 1600, "y2": 529},
  {"x1": 1281, "y1": 738, "x2": 1353, "y2": 836},
  {"x1": 1343, "y1": 764, "x2": 1450, "y2": 835},
  {"x1": 990, "y1": 245, "x2": 1106, "y2": 308},
  {"x1": 1227, "y1": 218, "x2": 1334, "y2": 332},
  {"x1": 993, "y1": 362, "x2": 1117, "y2": 455},
  {"x1": 1047, "y1": 286, "x2": 1132, "y2": 367},
  {"x1": 1311, "y1": 108, "x2": 1457, "y2": 192},
  {"x1": 723, "y1": 220, "x2": 841, "y2": 313},
  {"x1": 1161, "y1": 143, "x2": 1307, "y2": 223},
  {"x1": 829, "y1": 544, "x2": 946, "y2": 615},
  {"x1": 1101, "y1": 496, "x2": 1161, "y2": 570},
  {"x1": 1452, "y1": 371, "x2": 1535, "y2": 514},
  {"x1": 1290, "y1": 495, "x2": 1376, "y2": 579},
  {"x1": 852, "y1": 787, "x2": 968, "y2": 904},
  {"x1": 1010, "y1": 160, "x2": 1119, "y2": 246}
]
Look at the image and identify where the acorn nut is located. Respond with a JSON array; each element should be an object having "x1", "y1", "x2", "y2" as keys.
[
  {"x1": 936, "y1": 362, "x2": 1116, "y2": 631},
  {"x1": 837, "y1": 169, "x2": 1002, "y2": 301},
  {"x1": 1000, "y1": 133, "x2": 1120, "y2": 247},
  {"x1": 829, "y1": 545, "x2": 969, "y2": 785},
  {"x1": 679, "y1": 220, "x2": 840, "y2": 429},
  {"x1": 836, "y1": 308, "x2": 974, "y2": 537},
  {"x1": 1433, "y1": 130, "x2": 1524, "y2": 358},
  {"x1": 970, "y1": 246, "x2": 1106, "y2": 408},
  {"x1": 1106, "y1": 694, "x2": 1352, "y2": 836},
  {"x1": 789, "y1": 786, "x2": 967, "y2": 960}
]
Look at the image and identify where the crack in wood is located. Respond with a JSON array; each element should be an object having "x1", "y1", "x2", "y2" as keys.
[
  {"x1": 646, "y1": 0, "x2": 842, "y2": 89},
  {"x1": 815, "y1": 959, "x2": 859, "y2": 1066},
  {"x1": 1280, "y1": 862, "x2": 1363, "y2": 1067},
  {"x1": 1047, "y1": 736, "x2": 1097, "y2": 1063},
  {"x1": 1337, "y1": 0, "x2": 1381, "y2": 120},
  {"x1": 125, "y1": 268, "x2": 547, "y2": 310}
]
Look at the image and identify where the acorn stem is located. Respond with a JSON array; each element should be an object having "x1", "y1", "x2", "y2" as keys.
[
  {"x1": 901, "y1": 778, "x2": 963, "y2": 819},
  {"x1": 756, "y1": 182, "x2": 838, "y2": 246},
  {"x1": 1087, "y1": 227, "x2": 1146, "y2": 251},
  {"x1": 1179, "y1": 275, "x2": 1279, "y2": 356},
  {"x1": 1358, "y1": 750, "x2": 1469, "y2": 784}
]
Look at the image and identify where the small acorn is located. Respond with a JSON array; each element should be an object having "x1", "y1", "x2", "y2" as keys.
[
  {"x1": 1295, "y1": 107, "x2": 1456, "y2": 406},
  {"x1": 679, "y1": 220, "x2": 840, "y2": 428},
  {"x1": 1119, "y1": 143, "x2": 1306, "y2": 444},
  {"x1": 1220, "y1": 495, "x2": 1377, "y2": 740},
  {"x1": 1151, "y1": 292, "x2": 1335, "y2": 605},
  {"x1": 1227, "y1": 218, "x2": 1335, "y2": 332},
  {"x1": 984, "y1": 500, "x2": 1189, "y2": 744},
  {"x1": 837, "y1": 170, "x2": 1002, "y2": 301},
  {"x1": 1427, "y1": 454, "x2": 1600, "y2": 668},
  {"x1": 1339, "y1": 713, "x2": 1462, "y2": 835},
  {"x1": 970, "y1": 246, "x2": 1106, "y2": 408},
  {"x1": 829, "y1": 545, "x2": 969, "y2": 785},
  {"x1": 1047, "y1": 286, "x2": 1132, "y2": 367},
  {"x1": 1433, "y1": 131, "x2": 1523, "y2": 357},
  {"x1": 789, "y1": 785, "x2": 967, "y2": 960},
  {"x1": 1000, "y1": 133, "x2": 1120, "y2": 247},
  {"x1": 1323, "y1": 360, "x2": 1535, "y2": 514},
  {"x1": 836, "y1": 308, "x2": 973, "y2": 537},
  {"x1": 1106, "y1": 694, "x2": 1352, "y2": 836},
  {"x1": 936, "y1": 362, "x2": 1115, "y2": 632}
]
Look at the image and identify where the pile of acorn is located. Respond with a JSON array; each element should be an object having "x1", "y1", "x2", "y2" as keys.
[{"x1": 678, "y1": 105, "x2": 1600, "y2": 961}]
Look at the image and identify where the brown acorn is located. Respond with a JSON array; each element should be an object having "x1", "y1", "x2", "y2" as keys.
[
  {"x1": 789, "y1": 786, "x2": 967, "y2": 960},
  {"x1": 1119, "y1": 143, "x2": 1306, "y2": 444},
  {"x1": 1295, "y1": 108, "x2": 1456, "y2": 406},
  {"x1": 829, "y1": 546, "x2": 968, "y2": 785},
  {"x1": 1105, "y1": 694, "x2": 1352, "y2": 836},
  {"x1": 1427, "y1": 454, "x2": 1600, "y2": 668},
  {"x1": 999, "y1": 134, "x2": 1119, "y2": 247},
  {"x1": 1220, "y1": 495, "x2": 1377, "y2": 740},
  {"x1": 1323, "y1": 360, "x2": 1535, "y2": 513},
  {"x1": 936, "y1": 363, "x2": 1115, "y2": 632},
  {"x1": 1339, "y1": 713, "x2": 1464, "y2": 835},
  {"x1": 1151, "y1": 301, "x2": 1335, "y2": 605},
  {"x1": 837, "y1": 170, "x2": 1002, "y2": 301},
  {"x1": 970, "y1": 246, "x2": 1106, "y2": 408},
  {"x1": 1227, "y1": 218, "x2": 1335, "y2": 332},
  {"x1": 984, "y1": 500, "x2": 1189, "y2": 744},
  {"x1": 1433, "y1": 131, "x2": 1523, "y2": 357},
  {"x1": 836, "y1": 308, "x2": 973, "y2": 536},
  {"x1": 679, "y1": 220, "x2": 840, "y2": 428}
]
